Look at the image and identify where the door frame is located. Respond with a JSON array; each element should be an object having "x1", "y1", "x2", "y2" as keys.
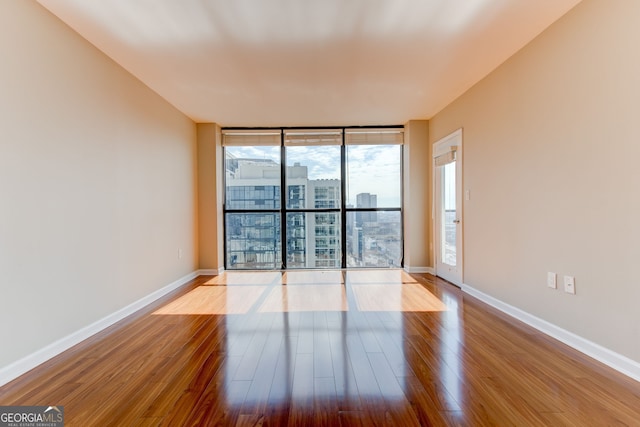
[{"x1": 432, "y1": 128, "x2": 463, "y2": 286}]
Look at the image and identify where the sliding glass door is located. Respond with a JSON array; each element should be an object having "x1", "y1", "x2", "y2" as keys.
[{"x1": 223, "y1": 128, "x2": 403, "y2": 270}]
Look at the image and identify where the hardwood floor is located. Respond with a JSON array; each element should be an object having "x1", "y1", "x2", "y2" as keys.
[{"x1": 1, "y1": 271, "x2": 639, "y2": 426}]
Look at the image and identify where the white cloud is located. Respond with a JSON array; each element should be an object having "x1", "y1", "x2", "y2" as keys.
[
  {"x1": 287, "y1": 146, "x2": 341, "y2": 180},
  {"x1": 346, "y1": 145, "x2": 401, "y2": 207}
]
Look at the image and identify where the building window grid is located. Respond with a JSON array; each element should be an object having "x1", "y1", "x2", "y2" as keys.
[{"x1": 223, "y1": 128, "x2": 403, "y2": 270}]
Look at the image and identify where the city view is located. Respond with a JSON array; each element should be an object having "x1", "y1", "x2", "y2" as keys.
[{"x1": 224, "y1": 142, "x2": 402, "y2": 269}]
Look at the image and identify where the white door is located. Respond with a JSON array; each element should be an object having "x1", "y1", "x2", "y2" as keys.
[{"x1": 434, "y1": 129, "x2": 463, "y2": 286}]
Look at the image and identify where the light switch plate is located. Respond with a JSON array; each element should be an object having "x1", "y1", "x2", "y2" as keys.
[{"x1": 547, "y1": 272, "x2": 557, "y2": 289}]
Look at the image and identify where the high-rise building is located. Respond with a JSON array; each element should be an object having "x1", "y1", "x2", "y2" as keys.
[
  {"x1": 356, "y1": 192, "x2": 377, "y2": 227},
  {"x1": 348, "y1": 192, "x2": 402, "y2": 267},
  {"x1": 309, "y1": 179, "x2": 341, "y2": 268},
  {"x1": 225, "y1": 155, "x2": 282, "y2": 269},
  {"x1": 225, "y1": 157, "x2": 341, "y2": 269}
]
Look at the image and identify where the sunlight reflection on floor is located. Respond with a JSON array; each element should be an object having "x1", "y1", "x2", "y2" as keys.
[
  {"x1": 155, "y1": 271, "x2": 447, "y2": 315},
  {"x1": 352, "y1": 283, "x2": 447, "y2": 312},
  {"x1": 153, "y1": 285, "x2": 267, "y2": 315}
]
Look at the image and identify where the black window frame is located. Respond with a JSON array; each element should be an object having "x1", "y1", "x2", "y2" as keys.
[{"x1": 222, "y1": 126, "x2": 404, "y2": 270}]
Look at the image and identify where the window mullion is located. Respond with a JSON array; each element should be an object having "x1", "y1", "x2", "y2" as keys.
[
  {"x1": 340, "y1": 129, "x2": 347, "y2": 269},
  {"x1": 280, "y1": 129, "x2": 286, "y2": 269}
]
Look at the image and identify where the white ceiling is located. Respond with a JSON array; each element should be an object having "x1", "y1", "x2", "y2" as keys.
[{"x1": 37, "y1": 0, "x2": 581, "y2": 127}]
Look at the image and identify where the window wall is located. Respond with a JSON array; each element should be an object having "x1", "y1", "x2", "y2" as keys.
[
  {"x1": 345, "y1": 130, "x2": 403, "y2": 268},
  {"x1": 223, "y1": 128, "x2": 403, "y2": 270},
  {"x1": 285, "y1": 130, "x2": 342, "y2": 268},
  {"x1": 224, "y1": 136, "x2": 281, "y2": 269}
]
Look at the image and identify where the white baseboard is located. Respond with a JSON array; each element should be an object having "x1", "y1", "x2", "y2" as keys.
[
  {"x1": 0, "y1": 271, "x2": 199, "y2": 387},
  {"x1": 462, "y1": 283, "x2": 640, "y2": 383},
  {"x1": 197, "y1": 268, "x2": 224, "y2": 276},
  {"x1": 404, "y1": 266, "x2": 435, "y2": 274}
]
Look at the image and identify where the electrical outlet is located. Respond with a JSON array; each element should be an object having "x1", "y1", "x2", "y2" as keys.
[
  {"x1": 178, "y1": 248, "x2": 183, "y2": 259},
  {"x1": 564, "y1": 276, "x2": 575, "y2": 294},
  {"x1": 547, "y1": 272, "x2": 557, "y2": 289}
]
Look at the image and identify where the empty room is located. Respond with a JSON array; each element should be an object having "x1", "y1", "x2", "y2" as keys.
[{"x1": 1, "y1": 0, "x2": 639, "y2": 425}]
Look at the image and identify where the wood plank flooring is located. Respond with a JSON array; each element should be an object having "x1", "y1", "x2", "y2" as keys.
[{"x1": 1, "y1": 271, "x2": 639, "y2": 426}]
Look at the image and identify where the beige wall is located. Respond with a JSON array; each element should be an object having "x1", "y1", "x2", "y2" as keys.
[
  {"x1": 0, "y1": 2, "x2": 197, "y2": 368},
  {"x1": 430, "y1": 0, "x2": 640, "y2": 362},
  {"x1": 197, "y1": 123, "x2": 225, "y2": 271},
  {"x1": 403, "y1": 120, "x2": 432, "y2": 270}
]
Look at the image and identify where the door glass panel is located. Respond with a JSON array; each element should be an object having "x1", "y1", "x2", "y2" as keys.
[
  {"x1": 346, "y1": 211, "x2": 402, "y2": 268},
  {"x1": 441, "y1": 162, "x2": 457, "y2": 266}
]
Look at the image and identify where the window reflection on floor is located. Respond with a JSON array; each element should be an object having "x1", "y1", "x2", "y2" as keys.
[
  {"x1": 153, "y1": 285, "x2": 267, "y2": 315},
  {"x1": 153, "y1": 270, "x2": 453, "y2": 409}
]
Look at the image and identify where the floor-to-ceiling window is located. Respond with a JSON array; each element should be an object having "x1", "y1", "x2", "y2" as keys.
[
  {"x1": 285, "y1": 130, "x2": 343, "y2": 268},
  {"x1": 224, "y1": 131, "x2": 282, "y2": 269},
  {"x1": 223, "y1": 127, "x2": 403, "y2": 270},
  {"x1": 345, "y1": 129, "x2": 403, "y2": 268}
]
